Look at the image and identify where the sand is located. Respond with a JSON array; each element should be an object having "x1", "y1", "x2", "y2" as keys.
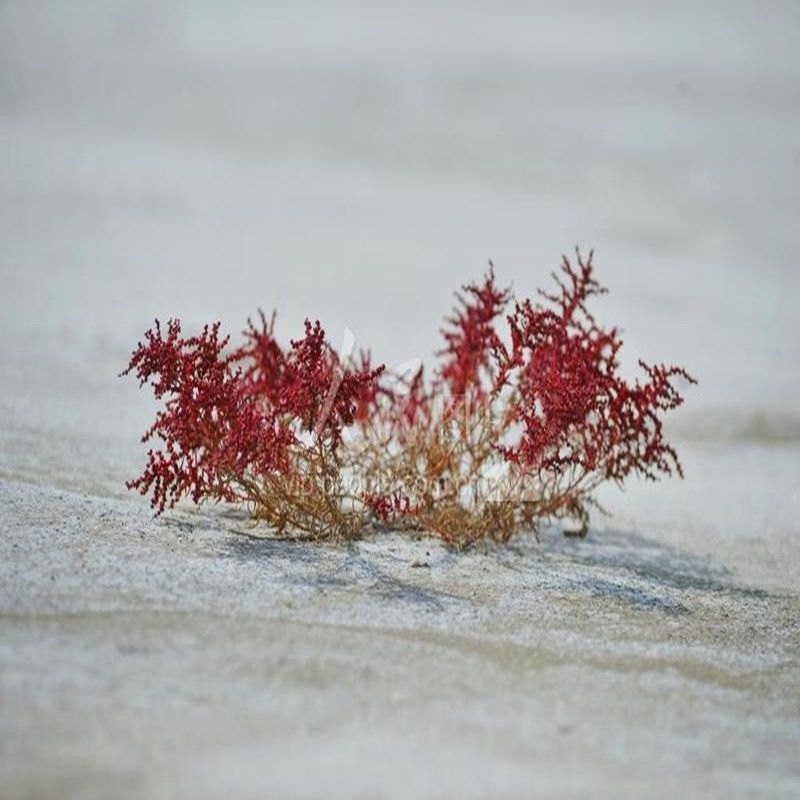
[
  {"x1": 2, "y1": 1, "x2": 799, "y2": 797},
  {"x1": 2, "y1": 472, "x2": 799, "y2": 799}
]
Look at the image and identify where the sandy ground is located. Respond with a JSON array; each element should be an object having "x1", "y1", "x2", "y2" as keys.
[
  {"x1": 2, "y1": 1, "x2": 800, "y2": 798},
  {"x1": 2, "y1": 473, "x2": 799, "y2": 799}
]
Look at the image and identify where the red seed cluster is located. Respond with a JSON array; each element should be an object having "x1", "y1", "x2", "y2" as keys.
[
  {"x1": 360, "y1": 490, "x2": 418, "y2": 523},
  {"x1": 438, "y1": 264, "x2": 510, "y2": 398},
  {"x1": 122, "y1": 320, "x2": 295, "y2": 513},
  {"x1": 124, "y1": 251, "x2": 694, "y2": 544},
  {"x1": 493, "y1": 251, "x2": 695, "y2": 482}
]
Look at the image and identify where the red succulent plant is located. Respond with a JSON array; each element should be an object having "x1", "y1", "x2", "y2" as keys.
[{"x1": 124, "y1": 250, "x2": 694, "y2": 545}]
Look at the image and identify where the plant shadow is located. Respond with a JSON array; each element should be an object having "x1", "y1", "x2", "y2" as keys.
[
  {"x1": 221, "y1": 534, "x2": 456, "y2": 610},
  {"x1": 157, "y1": 507, "x2": 773, "y2": 610},
  {"x1": 540, "y1": 526, "x2": 769, "y2": 600}
]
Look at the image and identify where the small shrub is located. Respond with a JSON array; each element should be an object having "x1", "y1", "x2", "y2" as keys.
[{"x1": 123, "y1": 250, "x2": 695, "y2": 546}]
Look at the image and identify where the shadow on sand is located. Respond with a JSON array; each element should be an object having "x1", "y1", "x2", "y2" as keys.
[
  {"x1": 541, "y1": 526, "x2": 769, "y2": 600},
  {"x1": 157, "y1": 509, "x2": 773, "y2": 613}
]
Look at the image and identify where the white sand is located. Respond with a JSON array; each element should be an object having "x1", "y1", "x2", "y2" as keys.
[{"x1": 1, "y1": 1, "x2": 799, "y2": 797}]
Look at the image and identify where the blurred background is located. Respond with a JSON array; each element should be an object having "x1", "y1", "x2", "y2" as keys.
[
  {"x1": 2, "y1": 7, "x2": 800, "y2": 796},
  {"x1": 1, "y1": 1, "x2": 798, "y2": 531}
]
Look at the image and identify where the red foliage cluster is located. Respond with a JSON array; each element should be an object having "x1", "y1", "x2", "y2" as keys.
[
  {"x1": 122, "y1": 320, "x2": 294, "y2": 513},
  {"x1": 493, "y1": 252, "x2": 694, "y2": 483},
  {"x1": 438, "y1": 264, "x2": 510, "y2": 398},
  {"x1": 361, "y1": 490, "x2": 418, "y2": 523},
  {"x1": 122, "y1": 316, "x2": 379, "y2": 514},
  {"x1": 124, "y1": 250, "x2": 694, "y2": 545},
  {"x1": 232, "y1": 312, "x2": 383, "y2": 449}
]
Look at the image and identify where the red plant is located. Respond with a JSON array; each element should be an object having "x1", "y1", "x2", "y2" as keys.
[
  {"x1": 121, "y1": 320, "x2": 295, "y2": 513},
  {"x1": 438, "y1": 263, "x2": 510, "y2": 398},
  {"x1": 496, "y1": 253, "x2": 692, "y2": 483},
  {"x1": 124, "y1": 250, "x2": 695, "y2": 546}
]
